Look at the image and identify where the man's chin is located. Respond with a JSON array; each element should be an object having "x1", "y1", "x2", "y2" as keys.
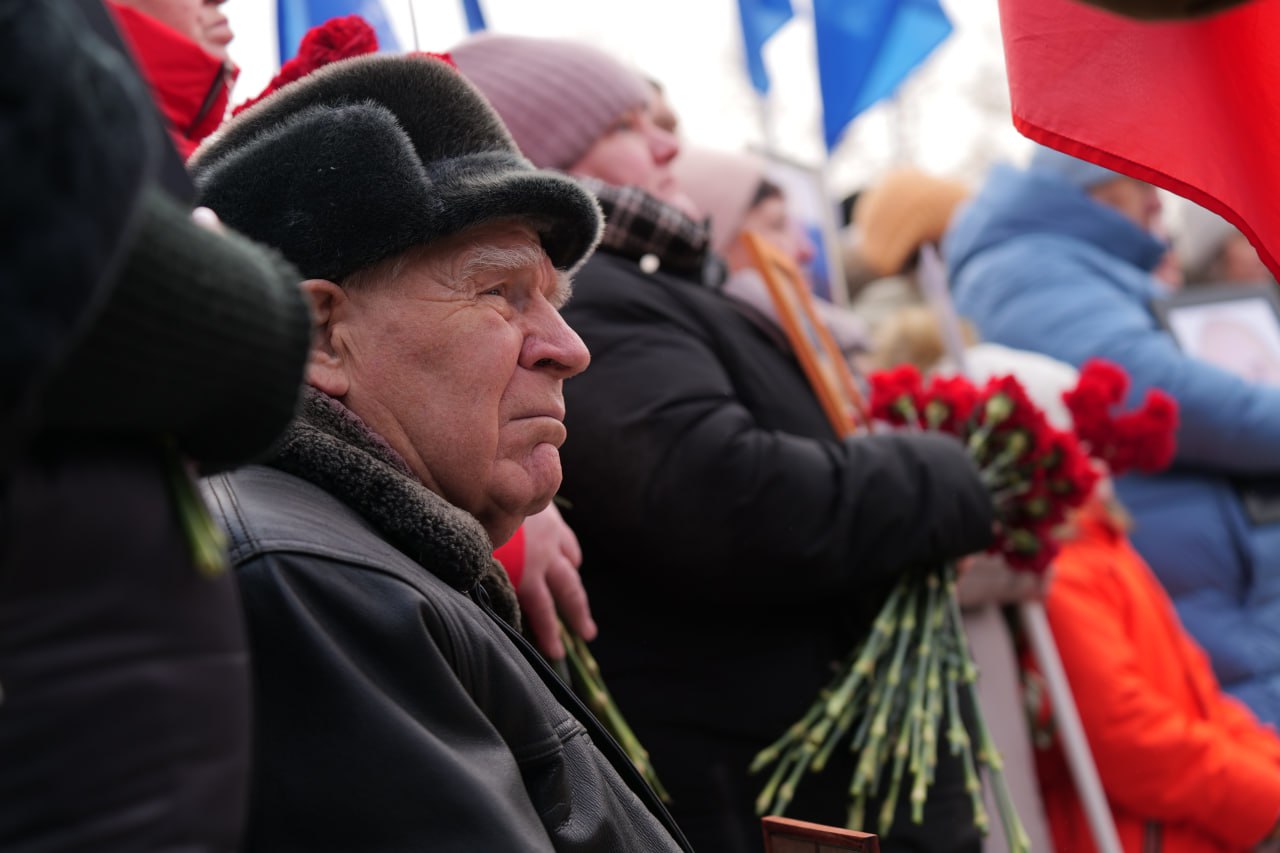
[{"x1": 486, "y1": 447, "x2": 564, "y2": 528}]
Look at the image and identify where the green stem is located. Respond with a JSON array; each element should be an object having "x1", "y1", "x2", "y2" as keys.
[
  {"x1": 751, "y1": 686, "x2": 833, "y2": 775},
  {"x1": 961, "y1": 661, "x2": 1031, "y2": 853},
  {"x1": 560, "y1": 624, "x2": 671, "y2": 803},
  {"x1": 852, "y1": 579, "x2": 919, "y2": 800},
  {"x1": 877, "y1": 697, "x2": 915, "y2": 836},
  {"x1": 162, "y1": 438, "x2": 227, "y2": 578},
  {"x1": 908, "y1": 574, "x2": 943, "y2": 823}
]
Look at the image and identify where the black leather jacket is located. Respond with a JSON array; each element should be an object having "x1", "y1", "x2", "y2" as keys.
[{"x1": 203, "y1": 448, "x2": 688, "y2": 852}]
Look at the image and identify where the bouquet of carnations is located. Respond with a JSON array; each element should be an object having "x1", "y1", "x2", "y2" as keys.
[{"x1": 751, "y1": 358, "x2": 1177, "y2": 849}]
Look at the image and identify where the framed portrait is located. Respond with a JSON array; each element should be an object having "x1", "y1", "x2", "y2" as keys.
[
  {"x1": 1154, "y1": 283, "x2": 1280, "y2": 523},
  {"x1": 1153, "y1": 283, "x2": 1280, "y2": 386},
  {"x1": 755, "y1": 151, "x2": 850, "y2": 305},
  {"x1": 741, "y1": 231, "x2": 867, "y2": 438},
  {"x1": 761, "y1": 816, "x2": 881, "y2": 853}
]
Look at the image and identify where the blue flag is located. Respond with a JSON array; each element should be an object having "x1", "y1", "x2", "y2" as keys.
[
  {"x1": 737, "y1": 0, "x2": 793, "y2": 94},
  {"x1": 813, "y1": 0, "x2": 951, "y2": 151},
  {"x1": 461, "y1": 0, "x2": 487, "y2": 32},
  {"x1": 277, "y1": 0, "x2": 400, "y2": 62}
]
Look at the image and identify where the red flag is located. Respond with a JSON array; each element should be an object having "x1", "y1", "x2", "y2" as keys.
[{"x1": 998, "y1": 0, "x2": 1280, "y2": 279}]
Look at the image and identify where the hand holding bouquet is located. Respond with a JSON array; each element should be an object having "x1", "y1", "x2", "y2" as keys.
[{"x1": 752, "y1": 359, "x2": 1177, "y2": 849}]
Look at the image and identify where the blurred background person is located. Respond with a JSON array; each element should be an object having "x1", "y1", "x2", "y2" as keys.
[
  {"x1": 843, "y1": 167, "x2": 972, "y2": 337},
  {"x1": 945, "y1": 143, "x2": 1280, "y2": 728},
  {"x1": 1175, "y1": 202, "x2": 1275, "y2": 285},
  {"x1": 107, "y1": 0, "x2": 235, "y2": 157},
  {"x1": 673, "y1": 143, "x2": 870, "y2": 363}
]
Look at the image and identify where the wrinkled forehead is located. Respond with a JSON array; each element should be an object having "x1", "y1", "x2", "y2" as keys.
[{"x1": 406, "y1": 219, "x2": 569, "y2": 301}]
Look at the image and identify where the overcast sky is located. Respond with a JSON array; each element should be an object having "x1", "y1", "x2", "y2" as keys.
[{"x1": 221, "y1": 0, "x2": 1037, "y2": 196}]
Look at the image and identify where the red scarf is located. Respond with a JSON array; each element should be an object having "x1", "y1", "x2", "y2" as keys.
[{"x1": 108, "y1": 3, "x2": 235, "y2": 159}]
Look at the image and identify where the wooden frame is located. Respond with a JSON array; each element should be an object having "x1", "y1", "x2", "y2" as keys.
[
  {"x1": 761, "y1": 816, "x2": 880, "y2": 853},
  {"x1": 751, "y1": 150, "x2": 850, "y2": 305},
  {"x1": 741, "y1": 230, "x2": 868, "y2": 437}
]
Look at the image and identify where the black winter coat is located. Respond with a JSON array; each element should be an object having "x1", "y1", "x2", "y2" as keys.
[
  {"x1": 203, "y1": 391, "x2": 689, "y2": 853},
  {"x1": 558, "y1": 250, "x2": 996, "y2": 853}
]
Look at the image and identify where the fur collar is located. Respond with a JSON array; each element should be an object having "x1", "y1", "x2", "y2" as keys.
[{"x1": 269, "y1": 387, "x2": 521, "y2": 627}]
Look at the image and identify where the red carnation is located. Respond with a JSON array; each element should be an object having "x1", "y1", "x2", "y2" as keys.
[
  {"x1": 979, "y1": 374, "x2": 1046, "y2": 436},
  {"x1": 922, "y1": 374, "x2": 980, "y2": 434},
  {"x1": 1062, "y1": 359, "x2": 1180, "y2": 475},
  {"x1": 1116, "y1": 389, "x2": 1179, "y2": 472},
  {"x1": 233, "y1": 15, "x2": 381, "y2": 116},
  {"x1": 868, "y1": 365, "x2": 925, "y2": 426}
]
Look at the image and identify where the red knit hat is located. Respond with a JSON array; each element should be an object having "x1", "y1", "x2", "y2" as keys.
[{"x1": 233, "y1": 16, "x2": 457, "y2": 117}]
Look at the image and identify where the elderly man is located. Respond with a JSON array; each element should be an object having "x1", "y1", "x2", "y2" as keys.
[{"x1": 188, "y1": 54, "x2": 687, "y2": 852}]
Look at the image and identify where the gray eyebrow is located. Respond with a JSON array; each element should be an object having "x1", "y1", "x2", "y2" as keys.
[{"x1": 455, "y1": 243, "x2": 572, "y2": 307}]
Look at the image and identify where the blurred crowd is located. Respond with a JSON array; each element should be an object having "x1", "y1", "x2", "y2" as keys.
[{"x1": 4, "y1": 1, "x2": 1280, "y2": 852}]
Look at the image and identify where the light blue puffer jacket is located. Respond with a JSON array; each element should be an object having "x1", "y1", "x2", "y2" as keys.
[{"x1": 944, "y1": 164, "x2": 1280, "y2": 725}]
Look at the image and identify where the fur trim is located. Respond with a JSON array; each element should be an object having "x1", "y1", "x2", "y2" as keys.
[
  {"x1": 189, "y1": 53, "x2": 602, "y2": 282},
  {"x1": 270, "y1": 388, "x2": 521, "y2": 628}
]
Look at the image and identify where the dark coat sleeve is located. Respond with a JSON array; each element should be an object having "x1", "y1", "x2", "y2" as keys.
[
  {"x1": 0, "y1": 0, "x2": 154, "y2": 456},
  {"x1": 235, "y1": 552, "x2": 683, "y2": 853},
  {"x1": 37, "y1": 187, "x2": 313, "y2": 470},
  {"x1": 560, "y1": 271, "x2": 995, "y2": 610}
]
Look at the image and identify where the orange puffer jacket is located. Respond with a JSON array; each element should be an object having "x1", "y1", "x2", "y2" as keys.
[{"x1": 1037, "y1": 500, "x2": 1280, "y2": 852}]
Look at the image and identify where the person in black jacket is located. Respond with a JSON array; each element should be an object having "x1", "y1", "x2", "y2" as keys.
[
  {"x1": 452, "y1": 33, "x2": 996, "y2": 853},
  {"x1": 187, "y1": 53, "x2": 689, "y2": 852},
  {"x1": 0, "y1": 1, "x2": 312, "y2": 849}
]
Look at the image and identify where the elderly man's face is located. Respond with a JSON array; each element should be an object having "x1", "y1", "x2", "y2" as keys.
[{"x1": 308, "y1": 222, "x2": 590, "y2": 544}]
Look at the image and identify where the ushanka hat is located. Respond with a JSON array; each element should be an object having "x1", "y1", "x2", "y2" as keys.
[{"x1": 188, "y1": 53, "x2": 603, "y2": 282}]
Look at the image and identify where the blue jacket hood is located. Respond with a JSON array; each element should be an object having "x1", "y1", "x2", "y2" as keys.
[{"x1": 944, "y1": 164, "x2": 1167, "y2": 282}]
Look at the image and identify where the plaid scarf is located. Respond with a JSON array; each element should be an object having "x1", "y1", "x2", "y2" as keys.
[{"x1": 575, "y1": 176, "x2": 723, "y2": 284}]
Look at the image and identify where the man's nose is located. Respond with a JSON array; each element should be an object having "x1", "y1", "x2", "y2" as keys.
[{"x1": 521, "y1": 302, "x2": 590, "y2": 378}]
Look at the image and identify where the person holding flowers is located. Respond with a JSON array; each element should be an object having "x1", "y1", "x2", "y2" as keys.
[
  {"x1": 451, "y1": 33, "x2": 997, "y2": 853},
  {"x1": 873, "y1": 309, "x2": 1280, "y2": 852}
]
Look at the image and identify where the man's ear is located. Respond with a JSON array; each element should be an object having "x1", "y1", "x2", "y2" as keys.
[{"x1": 301, "y1": 279, "x2": 350, "y2": 397}]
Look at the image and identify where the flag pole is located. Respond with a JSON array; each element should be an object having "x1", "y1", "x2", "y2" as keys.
[
  {"x1": 816, "y1": 156, "x2": 848, "y2": 306},
  {"x1": 1021, "y1": 603, "x2": 1123, "y2": 853},
  {"x1": 406, "y1": 0, "x2": 420, "y2": 51},
  {"x1": 758, "y1": 92, "x2": 777, "y2": 158},
  {"x1": 917, "y1": 245, "x2": 1123, "y2": 853}
]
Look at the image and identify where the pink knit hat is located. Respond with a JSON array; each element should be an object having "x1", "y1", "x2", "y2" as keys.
[
  {"x1": 450, "y1": 34, "x2": 652, "y2": 171},
  {"x1": 671, "y1": 146, "x2": 767, "y2": 255}
]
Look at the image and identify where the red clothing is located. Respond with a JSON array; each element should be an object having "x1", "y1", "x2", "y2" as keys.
[
  {"x1": 492, "y1": 525, "x2": 525, "y2": 590},
  {"x1": 108, "y1": 3, "x2": 231, "y2": 158},
  {"x1": 1038, "y1": 501, "x2": 1280, "y2": 852}
]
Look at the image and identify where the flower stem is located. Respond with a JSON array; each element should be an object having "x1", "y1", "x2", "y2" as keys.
[
  {"x1": 559, "y1": 623, "x2": 670, "y2": 803},
  {"x1": 162, "y1": 438, "x2": 227, "y2": 578}
]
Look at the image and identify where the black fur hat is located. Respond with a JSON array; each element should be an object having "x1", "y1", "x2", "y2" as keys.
[{"x1": 188, "y1": 53, "x2": 603, "y2": 282}]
